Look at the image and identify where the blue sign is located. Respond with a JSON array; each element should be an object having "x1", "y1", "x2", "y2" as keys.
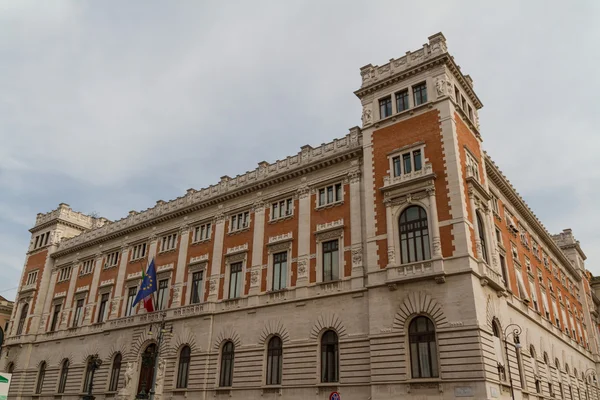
[{"x1": 329, "y1": 392, "x2": 341, "y2": 400}]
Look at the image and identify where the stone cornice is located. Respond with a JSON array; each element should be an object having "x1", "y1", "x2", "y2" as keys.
[
  {"x1": 484, "y1": 153, "x2": 580, "y2": 282},
  {"x1": 51, "y1": 131, "x2": 362, "y2": 258}
]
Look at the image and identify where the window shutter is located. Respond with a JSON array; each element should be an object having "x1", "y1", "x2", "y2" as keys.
[{"x1": 515, "y1": 271, "x2": 530, "y2": 301}]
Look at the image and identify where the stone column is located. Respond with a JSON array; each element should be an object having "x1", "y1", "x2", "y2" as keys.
[
  {"x1": 349, "y1": 166, "x2": 364, "y2": 289},
  {"x1": 171, "y1": 224, "x2": 191, "y2": 308},
  {"x1": 37, "y1": 269, "x2": 58, "y2": 334},
  {"x1": 385, "y1": 201, "x2": 395, "y2": 267},
  {"x1": 207, "y1": 210, "x2": 225, "y2": 302},
  {"x1": 295, "y1": 182, "x2": 311, "y2": 293},
  {"x1": 109, "y1": 245, "x2": 130, "y2": 320},
  {"x1": 147, "y1": 233, "x2": 159, "y2": 261},
  {"x1": 427, "y1": 186, "x2": 442, "y2": 257},
  {"x1": 249, "y1": 199, "x2": 266, "y2": 298},
  {"x1": 30, "y1": 246, "x2": 57, "y2": 334},
  {"x1": 61, "y1": 263, "x2": 80, "y2": 329},
  {"x1": 84, "y1": 253, "x2": 103, "y2": 324}
]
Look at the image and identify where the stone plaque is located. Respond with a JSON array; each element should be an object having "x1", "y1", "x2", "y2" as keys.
[{"x1": 454, "y1": 386, "x2": 473, "y2": 397}]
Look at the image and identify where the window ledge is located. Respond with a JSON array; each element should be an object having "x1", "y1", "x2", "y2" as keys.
[
  {"x1": 315, "y1": 201, "x2": 344, "y2": 211},
  {"x1": 130, "y1": 257, "x2": 148, "y2": 263},
  {"x1": 79, "y1": 272, "x2": 93, "y2": 277},
  {"x1": 191, "y1": 238, "x2": 211, "y2": 246},
  {"x1": 268, "y1": 215, "x2": 294, "y2": 224},
  {"x1": 405, "y1": 378, "x2": 442, "y2": 384},
  {"x1": 158, "y1": 248, "x2": 177, "y2": 255},
  {"x1": 228, "y1": 227, "x2": 250, "y2": 236},
  {"x1": 316, "y1": 382, "x2": 339, "y2": 387},
  {"x1": 171, "y1": 388, "x2": 187, "y2": 393},
  {"x1": 103, "y1": 264, "x2": 118, "y2": 270}
]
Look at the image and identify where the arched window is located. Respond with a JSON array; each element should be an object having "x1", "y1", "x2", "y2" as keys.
[
  {"x1": 16, "y1": 303, "x2": 28, "y2": 335},
  {"x1": 7, "y1": 362, "x2": 14, "y2": 374},
  {"x1": 399, "y1": 206, "x2": 431, "y2": 264},
  {"x1": 409, "y1": 316, "x2": 439, "y2": 378},
  {"x1": 565, "y1": 363, "x2": 570, "y2": 374},
  {"x1": 83, "y1": 357, "x2": 94, "y2": 392},
  {"x1": 36, "y1": 362, "x2": 46, "y2": 394},
  {"x1": 543, "y1": 352, "x2": 549, "y2": 364},
  {"x1": 176, "y1": 346, "x2": 191, "y2": 388},
  {"x1": 58, "y1": 359, "x2": 69, "y2": 393},
  {"x1": 476, "y1": 212, "x2": 488, "y2": 262},
  {"x1": 321, "y1": 330, "x2": 339, "y2": 383},
  {"x1": 219, "y1": 341, "x2": 234, "y2": 387},
  {"x1": 492, "y1": 320, "x2": 506, "y2": 381},
  {"x1": 266, "y1": 336, "x2": 283, "y2": 385},
  {"x1": 108, "y1": 353, "x2": 122, "y2": 392},
  {"x1": 530, "y1": 345, "x2": 538, "y2": 374},
  {"x1": 555, "y1": 358, "x2": 560, "y2": 370}
]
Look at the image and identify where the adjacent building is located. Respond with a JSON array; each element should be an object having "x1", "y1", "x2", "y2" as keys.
[
  {"x1": 4, "y1": 33, "x2": 600, "y2": 400},
  {"x1": 0, "y1": 295, "x2": 14, "y2": 363}
]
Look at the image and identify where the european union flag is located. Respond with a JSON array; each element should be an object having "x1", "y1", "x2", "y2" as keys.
[{"x1": 132, "y1": 258, "x2": 157, "y2": 308}]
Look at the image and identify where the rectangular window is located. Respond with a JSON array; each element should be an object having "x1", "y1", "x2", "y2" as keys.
[
  {"x1": 272, "y1": 252, "x2": 288, "y2": 291},
  {"x1": 322, "y1": 240, "x2": 339, "y2": 282},
  {"x1": 33, "y1": 232, "x2": 50, "y2": 250},
  {"x1": 454, "y1": 86, "x2": 461, "y2": 106},
  {"x1": 491, "y1": 196, "x2": 499, "y2": 214},
  {"x1": 495, "y1": 228, "x2": 502, "y2": 245},
  {"x1": 403, "y1": 153, "x2": 412, "y2": 174},
  {"x1": 271, "y1": 198, "x2": 293, "y2": 220},
  {"x1": 193, "y1": 223, "x2": 212, "y2": 242},
  {"x1": 156, "y1": 279, "x2": 169, "y2": 310},
  {"x1": 465, "y1": 152, "x2": 480, "y2": 181},
  {"x1": 318, "y1": 183, "x2": 343, "y2": 207},
  {"x1": 379, "y1": 96, "x2": 392, "y2": 118},
  {"x1": 97, "y1": 293, "x2": 109, "y2": 323},
  {"x1": 230, "y1": 211, "x2": 250, "y2": 232},
  {"x1": 413, "y1": 82, "x2": 427, "y2": 106},
  {"x1": 461, "y1": 95, "x2": 467, "y2": 111},
  {"x1": 392, "y1": 156, "x2": 401, "y2": 177},
  {"x1": 26, "y1": 271, "x2": 38, "y2": 286},
  {"x1": 132, "y1": 243, "x2": 147, "y2": 260},
  {"x1": 413, "y1": 149, "x2": 422, "y2": 171},
  {"x1": 467, "y1": 105, "x2": 473, "y2": 120},
  {"x1": 229, "y1": 262, "x2": 243, "y2": 299},
  {"x1": 395, "y1": 90, "x2": 409, "y2": 112},
  {"x1": 190, "y1": 271, "x2": 204, "y2": 304},
  {"x1": 50, "y1": 304, "x2": 61, "y2": 332},
  {"x1": 125, "y1": 287, "x2": 137, "y2": 317},
  {"x1": 160, "y1": 233, "x2": 178, "y2": 252},
  {"x1": 58, "y1": 266, "x2": 72, "y2": 282},
  {"x1": 499, "y1": 255, "x2": 508, "y2": 287},
  {"x1": 72, "y1": 299, "x2": 84, "y2": 328},
  {"x1": 105, "y1": 251, "x2": 120, "y2": 268},
  {"x1": 530, "y1": 280, "x2": 539, "y2": 312},
  {"x1": 80, "y1": 259, "x2": 94, "y2": 276},
  {"x1": 391, "y1": 149, "x2": 423, "y2": 177}
]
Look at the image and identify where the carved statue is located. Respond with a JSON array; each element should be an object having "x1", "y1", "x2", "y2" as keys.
[
  {"x1": 435, "y1": 77, "x2": 446, "y2": 97},
  {"x1": 123, "y1": 361, "x2": 135, "y2": 391},
  {"x1": 154, "y1": 358, "x2": 166, "y2": 400},
  {"x1": 361, "y1": 107, "x2": 372, "y2": 125}
]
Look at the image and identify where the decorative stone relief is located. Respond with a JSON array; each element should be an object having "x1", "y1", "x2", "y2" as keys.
[
  {"x1": 120, "y1": 361, "x2": 137, "y2": 398},
  {"x1": 297, "y1": 185, "x2": 310, "y2": 199},
  {"x1": 297, "y1": 258, "x2": 308, "y2": 278},
  {"x1": 209, "y1": 279, "x2": 217, "y2": 294},
  {"x1": 250, "y1": 270, "x2": 260, "y2": 287},
  {"x1": 110, "y1": 299, "x2": 119, "y2": 315},
  {"x1": 172, "y1": 285, "x2": 181, "y2": 304},
  {"x1": 435, "y1": 75, "x2": 447, "y2": 98},
  {"x1": 361, "y1": 105, "x2": 372, "y2": 126},
  {"x1": 432, "y1": 238, "x2": 442, "y2": 255},
  {"x1": 268, "y1": 242, "x2": 291, "y2": 253},
  {"x1": 316, "y1": 229, "x2": 343, "y2": 242},
  {"x1": 352, "y1": 246, "x2": 363, "y2": 266},
  {"x1": 388, "y1": 248, "x2": 396, "y2": 264},
  {"x1": 154, "y1": 357, "x2": 166, "y2": 400},
  {"x1": 348, "y1": 169, "x2": 361, "y2": 184},
  {"x1": 226, "y1": 253, "x2": 246, "y2": 263}
]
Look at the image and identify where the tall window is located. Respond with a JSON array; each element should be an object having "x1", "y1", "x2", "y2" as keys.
[
  {"x1": 16, "y1": 303, "x2": 29, "y2": 335},
  {"x1": 396, "y1": 89, "x2": 409, "y2": 112},
  {"x1": 499, "y1": 255, "x2": 508, "y2": 286},
  {"x1": 321, "y1": 330, "x2": 339, "y2": 383},
  {"x1": 160, "y1": 233, "x2": 178, "y2": 252},
  {"x1": 220, "y1": 341, "x2": 234, "y2": 387},
  {"x1": 50, "y1": 303, "x2": 61, "y2": 331},
  {"x1": 193, "y1": 223, "x2": 211, "y2": 242},
  {"x1": 131, "y1": 243, "x2": 147, "y2": 260},
  {"x1": 230, "y1": 211, "x2": 250, "y2": 232},
  {"x1": 477, "y1": 212, "x2": 488, "y2": 262},
  {"x1": 399, "y1": 206, "x2": 431, "y2": 264},
  {"x1": 322, "y1": 240, "x2": 339, "y2": 282},
  {"x1": 190, "y1": 271, "x2": 204, "y2": 304},
  {"x1": 36, "y1": 361, "x2": 46, "y2": 394},
  {"x1": 272, "y1": 252, "x2": 288, "y2": 291},
  {"x1": 492, "y1": 321, "x2": 506, "y2": 381},
  {"x1": 379, "y1": 96, "x2": 392, "y2": 118},
  {"x1": 271, "y1": 198, "x2": 293, "y2": 220},
  {"x1": 266, "y1": 336, "x2": 283, "y2": 385},
  {"x1": 318, "y1": 183, "x2": 343, "y2": 207},
  {"x1": 105, "y1": 251, "x2": 120, "y2": 268},
  {"x1": 72, "y1": 299, "x2": 84, "y2": 327},
  {"x1": 83, "y1": 357, "x2": 94, "y2": 392},
  {"x1": 177, "y1": 346, "x2": 191, "y2": 389},
  {"x1": 58, "y1": 359, "x2": 69, "y2": 393},
  {"x1": 229, "y1": 262, "x2": 243, "y2": 299},
  {"x1": 409, "y1": 316, "x2": 439, "y2": 378},
  {"x1": 97, "y1": 293, "x2": 109, "y2": 323},
  {"x1": 392, "y1": 149, "x2": 422, "y2": 177},
  {"x1": 108, "y1": 353, "x2": 122, "y2": 392},
  {"x1": 7, "y1": 363, "x2": 14, "y2": 374},
  {"x1": 125, "y1": 287, "x2": 137, "y2": 316},
  {"x1": 156, "y1": 279, "x2": 169, "y2": 310},
  {"x1": 413, "y1": 82, "x2": 427, "y2": 106}
]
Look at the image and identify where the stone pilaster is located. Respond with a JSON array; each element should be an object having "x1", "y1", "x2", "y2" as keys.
[
  {"x1": 469, "y1": 189, "x2": 482, "y2": 260},
  {"x1": 38, "y1": 269, "x2": 58, "y2": 334},
  {"x1": 84, "y1": 253, "x2": 103, "y2": 324},
  {"x1": 427, "y1": 186, "x2": 442, "y2": 258},
  {"x1": 32, "y1": 246, "x2": 57, "y2": 334},
  {"x1": 295, "y1": 182, "x2": 311, "y2": 291},
  {"x1": 171, "y1": 224, "x2": 191, "y2": 308},
  {"x1": 109, "y1": 246, "x2": 130, "y2": 320},
  {"x1": 349, "y1": 165, "x2": 364, "y2": 289},
  {"x1": 249, "y1": 199, "x2": 265, "y2": 297},
  {"x1": 207, "y1": 210, "x2": 225, "y2": 302},
  {"x1": 61, "y1": 264, "x2": 80, "y2": 329}
]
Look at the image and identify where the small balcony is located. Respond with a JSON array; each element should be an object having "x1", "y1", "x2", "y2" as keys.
[
  {"x1": 478, "y1": 262, "x2": 505, "y2": 293},
  {"x1": 382, "y1": 162, "x2": 434, "y2": 190},
  {"x1": 386, "y1": 258, "x2": 445, "y2": 285}
]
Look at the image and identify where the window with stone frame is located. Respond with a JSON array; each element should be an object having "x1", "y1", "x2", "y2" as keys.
[
  {"x1": 391, "y1": 148, "x2": 423, "y2": 178},
  {"x1": 229, "y1": 262, "x2": 243, "y2": 299},
  {"x1": 465, "y1": 151, "x2": 480, "y2": 181},
  {"x1": 49, "y1": 303, "x2": 61, "y2": 332},
  {"x1": 395, "y1": 89, "x2": 409, "y2": 112},
  {"x1": 192, "y1": 222, "x2": 211, "y2": 242},
  {"x1": 79, "y1": 259, "x2": 94, "y2": 276},
  {"x1": 131, "y1": 243, "x2": 147, "y2": 260},
  {"x1": 26, "y1": 270, "x2": 38, "y2": 286},
  {"x1": 57, "y1": 266, "x2": 72, "y2": 282},
  {"x1": 230, "y1": 211, "x2": 250, "y2": 233},
  {"x1": 491, "y1": 194, "x2": 500, "y2": 215},
  {"x1": 317, "y1": 183, "x2": 343, "y2": 207},
  {"x1": 322, "y1": 240, "x2": 339, "y2": 282},
  {"x1": 412, "y1": 82, "x2": 428, "y2": 106},
  {"x1": 379, "y1": 95, "x2": 392, "y2": 118},
  {"x1": 160, "y1": 232, "x2": 178, "y2": 252},
  {"x1": 105, "y1": 250, "x2": 120, "y2": 268},
  {"x1": 271, "y1": 198, "x2": 294, "y2": 221},
  {"x1": 125, "y1": 287, "x2": 137, "y2": 317},
  {"x1": 72, "y1": 299, "x2": 84, "y2": 327},
  {"x1": 190, "y1": 270, "x2": 204, "y2": 304},
  {"x1": 399, "y1": 205, "x2": 431, "y2": 264}
]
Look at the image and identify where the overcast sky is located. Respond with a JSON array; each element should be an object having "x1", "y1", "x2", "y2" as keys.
[{"x1": 1, "y1": 1, "x2": 599, "y2": 302}]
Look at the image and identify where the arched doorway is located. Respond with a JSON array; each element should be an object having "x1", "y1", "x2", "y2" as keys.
[{"x1": 137, "y1": 343, "x2": 156, "y2": 396}]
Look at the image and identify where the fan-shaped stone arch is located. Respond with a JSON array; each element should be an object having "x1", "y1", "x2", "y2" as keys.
[
  {"x1": 131, "y1": 328, "x2": 165, "y2": 357},
  {"x1": 212, "y1": 326, "x2": 241, "y2": 350},
  {"x1": 80, "y1": 344, "x2": 103, "y2": 364},
  {"x1": 309, "y1": 312, "x2": 347, "y2": 339},
  {"x1": 105, "y1": 335, "x2": 129, "y2": 363},
  {"x1": 259, "y1": 320, "x2": 290, "y2": 345},
  {"x1": 170, "y1": 328, "x2": 199, "y2": 356},
  {"x1": 393, "y1": 291, "x2": 448, "y2": 332}
]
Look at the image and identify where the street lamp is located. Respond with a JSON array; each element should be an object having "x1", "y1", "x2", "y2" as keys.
[
  {"x1": 136, "y1": 312, "x2": 172, "y2": 400},
  {"x1": 503, "y1": 323, "x2": 522, "y2": 400},
  {"x1": 82, "y1": 354, "x2": 102, "y2": 400},
  {"x1": 585, "y1": 368, "x2": 597, "y2": 400}
]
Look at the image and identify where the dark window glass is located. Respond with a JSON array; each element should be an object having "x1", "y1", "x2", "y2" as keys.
[
  {"x1": 393, "y1": 156, "x2": 401, "y2": 177},
  {"x1": 273, "y1": 252, "x2": 287, "y2": 291},
  {"x1": 327, "y1": 186, "x2": 334, "y2": 203},
  {"x1": 191, "y1": 271, "x2": 204, "y2": 304},
  {"x1": 36, "y1": 361, "x2": 46, "y2": 394},
  {"x1": 229, "y1": 262, "x2": 243, "y2": 299},
  {"x1": 126, "y1": 287, "x2": 137, "y2": 316},
  {"x1": 16, "y1": 303, "x2": 28, "y2": 335},
  {"x1": 454, "y1": 86, "x2": 461, "y2": 106},
  {"x1": 58, "y1": 359, "x2": 69, "y2": 393},
  {"x1": 403, "y1": 153, "x2": 412, "y2": 174},
  {"x1": 321, "y1": 330, "x2": 339, "y2": 383},
  {"x1": 379, "y1": 96, "x2": 392, "y2": 118},
  {"x1": 7, "y1": 363, "x2": 14, "y2": 374},
  {"x1": 97, "y1": 293, "x2": 109, "y2": 323},
  {"x1": 220, "y1": 341, "x2": 234, "y2": 387},
  {"x1": 266, "y1": 336, "x2": 283, "y2": 385},
  {"x1": 108, "y1": 353, "x2": 122, "y2": 392},
  {"x1": 83, "y1": 357, "x2": 94, "y2": 392},
  {"x1": 413, "y1": 150, "x2": 422, "y2": 171},
  {"x1": 322, "y1": 240, "x2": 339, "y2": 282},
  {"x1": 396, "y1": 90, "x2": 409, "y2": 112},
  {"x1": 413, "y1": 83, "x2": 427, "y2": 106},
  {"x1": 399, "y1": 206, "x2": 431, "y2": 264},
  {"x1": 335, "y1": 183, "x2": 342, "y2": 202},
  {"x1": 50, "y1": 304, "x2": 61, "y2": 332},
  {"x1": 156, "y1": 279, "x2": 169, "y2": 310},
  {"x1": 177, "y1": 346, "x2": 191, "y2": 388},
  {"x1": 409, "y1": 316, "x2": 439, "y2": 378},
  {"x1": 477, "y1": 212, "x2": 488, "y2": 263},
  {"x1": 72, "y1": 299, "x2": 84, "y2": 327},
  {"x1": 499, "y1": 255, "x2": 508, "y2": 286},
  {"x1": 319, "y1": 189, "x2": 325, "y2": 206}
]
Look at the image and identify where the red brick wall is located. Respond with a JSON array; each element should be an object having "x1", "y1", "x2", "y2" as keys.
[
  {"x1": 263, "y1": 200, "x2": 299, "y2": 290},
  {"x1": 184, "y1": 228, "x2": 214, "y2": 303},
  {"x1": 220, "y1": 215, "x2": 254, "y2": 299}
]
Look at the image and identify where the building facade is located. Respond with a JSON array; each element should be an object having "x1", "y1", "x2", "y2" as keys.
[
  {"x1": 4, "y1": 33, "x2": 600, "y2": 400},
  {"x1": 0, "y1": 295, "x2": 14, "y2": 362}
]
